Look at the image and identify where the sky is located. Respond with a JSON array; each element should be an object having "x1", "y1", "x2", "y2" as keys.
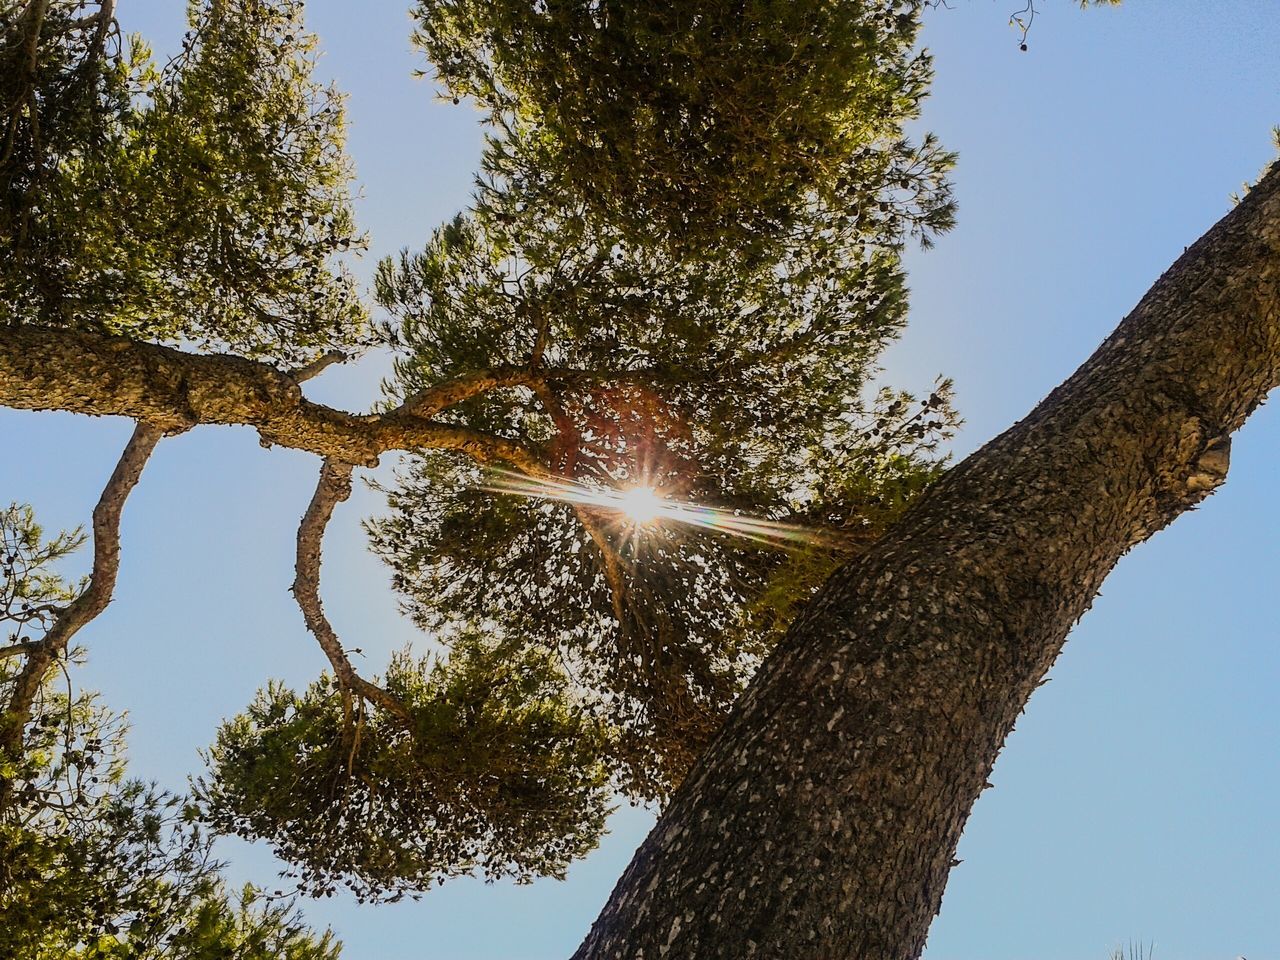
[{"x1": 2, "y1": 1, "x2": 1278, "y2": 958}]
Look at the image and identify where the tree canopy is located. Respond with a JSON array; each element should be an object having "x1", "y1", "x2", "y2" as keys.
[
  {"x1": 413, "y1": 0, "x2": 954, "y2": 254},
  {"x1": 1, "y1": 0, "x2": 1179, "y2": 928},
  {"x1": 0, "y1": 0, "x2": 363, "y2": 362},
  {"x1": 0, "y1": 0, "x2": 967, "y2": 904},
  {"x1": 5, "y1": 0, "x2": 1277, "y2": 957}
]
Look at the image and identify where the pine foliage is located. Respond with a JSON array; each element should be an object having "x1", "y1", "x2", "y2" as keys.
[
  {"x1": 414, "y1": 0, "x2": 954, "y2": 254},
  {"x1": 0, "y1": 506, "x2": 341, "y2": 960},
  {"x1": 0, "y1": 0, "x2": 365, "y2": 363},
  {"x1": 198, "y1": 635, "x2": 612, "y2": 902}
]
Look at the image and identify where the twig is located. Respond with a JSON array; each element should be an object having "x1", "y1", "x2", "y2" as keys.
[{"x1": 288, "y1": 349, "x2": 348, "y2": 384}]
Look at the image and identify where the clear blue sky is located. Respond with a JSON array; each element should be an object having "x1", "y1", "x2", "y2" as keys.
[{"x1": 3, "y1": 2, "x2": 1278, "y2": 958}]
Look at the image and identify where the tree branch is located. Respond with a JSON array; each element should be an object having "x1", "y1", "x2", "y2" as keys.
[
  {"x1": 0, "y1": 639, "x2": 45, "y2": 661},
  {"x1": 0, "y1": 324, "x2": 549, "y2": 470},
  {"x1": 0, "y1": 324, "x2": 655, "y2": 702},
  {"x1": 399, "y1": 367, "x2": 542, "y2": 418},
  {"x1": 1, "y1": 421, "x2": 162, "y2": 805},
  {"x1": 291, "y1": 459, "x2": 411, "y2": 724},
  {"x1": 287, "y1": 349, "x2": 348, "y2": 384},
  {"x1": 574, "y1": 505, "x2": 630, "y2": 625},
  {"x1": 522, "y1": 376, "x2": 629, "y2": 623},
  {"x1": 398, "y1": 363, "x2": 688, "y2": 420}
]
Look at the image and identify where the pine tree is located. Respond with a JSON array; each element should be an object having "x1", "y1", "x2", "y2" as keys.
[
  {"x1": 0, "y1": 506, "x2": 341, "y2": 959},
  {"x1": 5, "y1": 4, "x2": 1270, "y2": 958},
  {"x1": 1, "y1": 0, "x2": 961, "y2": 904}
]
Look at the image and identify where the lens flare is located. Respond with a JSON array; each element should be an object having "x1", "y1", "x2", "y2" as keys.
[
  {"x1": 481, "y1": 469, "x2": 831, "y2": 548},
  {"x1": 618, "y1": 486, "x2": 663, "y2": 525}
]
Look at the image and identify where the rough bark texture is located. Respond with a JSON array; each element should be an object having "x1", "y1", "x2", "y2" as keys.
[
  {"x1": 572, "y1": 166, "x2": 1280, "y2": 960},
  {"x1": 0, "y1": 324, "x2": 545, "y2": 470}
]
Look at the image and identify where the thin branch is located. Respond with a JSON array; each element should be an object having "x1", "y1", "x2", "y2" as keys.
[
  {"x1": 22, "y1": 1, "x2": 49, "y2": 79},
  {"x1": 398, "y1": 368, "x2": 541, "y2": 418},
  {"x1": 518, "y1": 372, "x2": 629, "y2": 621},
  {"x1": 288, "y1": 349, "x2": 348, "y2": 384},
  {"x1": 396, "y1": 364, "x2": 678, "y2": 420},
  {"x1": 530, "y1": 308, "x2": 552, "y2": 369},
  {"x1": 574, "y1": 505, "x2": 630, "y2": 624},
  {"x1": 0, "y1": 639, "x2": 45, "y2": 661},
  {"x1": 1, "y1": 0, "x2": 49, "y2": 169},
  {"x1": 74, "y1": 0, "x2": 116, "y2": 84},
  {"x1": 1, "y1": 421, "x2": 163, "y2": 805},
  {"x1": 291, "y1": 459, "x2": 411, "y2": 723}
]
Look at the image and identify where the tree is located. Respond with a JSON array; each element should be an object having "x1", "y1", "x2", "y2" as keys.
[
  {"x1": 0, "y1": 1, "x2": 1275, "y2": 958},
  {"x1": 0, "y1": 506, "x2": 342, "y2": 958},
  {"x1": 2, "y1": 0, "x2": 961, "y2": 906},
  {"x1": 570, "y1": 162, "x2": 1280, "y2": 958}
]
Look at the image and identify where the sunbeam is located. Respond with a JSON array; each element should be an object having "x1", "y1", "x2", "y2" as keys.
[{"x1": 481, "y1": 469, "x2": 831, "y2": 548}]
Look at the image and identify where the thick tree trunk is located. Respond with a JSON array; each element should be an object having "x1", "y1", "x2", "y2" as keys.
[{"x1": 572, "y1": 165, "x2": 1280, "y2": 959}]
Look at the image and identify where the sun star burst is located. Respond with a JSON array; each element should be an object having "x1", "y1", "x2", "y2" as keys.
[{"x1": 480, "y1": 469, "x2": 828, "y2": 548}]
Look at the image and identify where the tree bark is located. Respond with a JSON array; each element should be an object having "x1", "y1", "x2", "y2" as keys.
[
  {"x1": 0, "y1": 324, "x2": 547, "y2": 470},
  {"x1": 572, "y1": 164, "x2": 1280, "y2": 960},
  {"x1": 292, "y1": 459, "x2": 411, "y2": 722}
]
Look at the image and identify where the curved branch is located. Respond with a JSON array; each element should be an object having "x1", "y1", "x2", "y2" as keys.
[
  {"x1": 287, "y1": 349, "x2": 348, "y2": 384},
  {"x1": 1, "y1": 421, "x2": 162, "y2": 804},
  {"x1": 0, "y1": 324, "x2": 654, "y2": 700},
  {"x1": 400, "y1": 368, "x2": 543, "y2": 418},
  {"x1": 291, "y1": 459, "x2": 410, "y2": 724}
]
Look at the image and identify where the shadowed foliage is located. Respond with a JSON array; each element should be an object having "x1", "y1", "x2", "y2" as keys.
[
  {"x1": 198, "y1": 634, "x2": 613, "y2": 902},
  {"x1": 367, "y1": 59, "x2": 958, "y2": 796},
  {"x1": 413, "y1": 0, "x2": 954, "y2": 255},
  {"x1": 2, "y1": 0, "x2": 961, "y2": 903},
  {"x1": 0, "y1": 0, "x2": 364, "y2": 363},
  {"x1": 0, "y1": 506, "x2": 341, "y2": 960}
]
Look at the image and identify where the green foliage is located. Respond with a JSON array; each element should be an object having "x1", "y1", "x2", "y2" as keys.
[
  {"x1": 370, "y1": 81, "x2": 958, "y2": 795},
  {"x1": 0, "y1": 0, "x2": 365, "y2": 363},
  {"x1": 0, "y1": 507, "x2": 340, "y2": 958},
  {"x1": 0, "y1": 501, "x2": 85, "y2": 639},
  {"x1": 198, "y1": 633, "x2": 613, "y2": 902},
  {"x1": 414, "y1": 0, "x2": 954, "y2": 255},
  {"x1": 5, "y1": 0, "x2": 966, "y2": 901},
  {"x1": 370, "y1": 375, "x2": 956, "y2": 796},
  {"x1": 0, "y1": 500, "x2": 85, "y2": 757},
  {"x1": 1, "y1": 770, "x2": 343, "y2": 960},
  {"x1": 729, "y1": 384, "x2": 956, "y2": 650}
]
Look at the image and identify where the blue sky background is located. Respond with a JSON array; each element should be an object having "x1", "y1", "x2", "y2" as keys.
[{"x1": 2, "y1": 1, "x2": 1278, "y2": 957}]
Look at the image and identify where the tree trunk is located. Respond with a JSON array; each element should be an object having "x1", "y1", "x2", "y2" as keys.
[{"x1": 572, "y1": 165, "x2": 1280, "y2": 959}]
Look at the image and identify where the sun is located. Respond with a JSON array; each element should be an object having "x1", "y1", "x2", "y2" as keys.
[
  {"x1": 481, "y1": 468, "x2": 826, "y2": 547},
  {"x1": 618, "y1": 485, "x2": 664, "y2": 525}
]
